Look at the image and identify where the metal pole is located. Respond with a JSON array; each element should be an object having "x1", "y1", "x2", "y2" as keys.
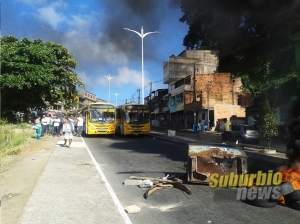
[
  {"x1": 123, "y1": 26, "x2": 160, "y2": 105},
  {"x1": 103, "y1": 75, "x2": 114, "y2": 103},
  {"x1": 141, "y1": 27, "x2": 144, "y2": 104},
  {"x1": 112, "y1": 92, "x2": 121, "y2": 106},
  {"x1": 193, "y1": 62, "x2": 196, "y2": 126}
]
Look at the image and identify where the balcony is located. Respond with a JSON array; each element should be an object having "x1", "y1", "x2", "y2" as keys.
[
  {"x1": 154, "y1": 108, "x2": 160, "y2": 114},
  {"x1": 163, "y1": 107, "x2": 169, "y2": 112},
  {"x1": 170, "y1": 84, "x2": 193, "y2": 96}
]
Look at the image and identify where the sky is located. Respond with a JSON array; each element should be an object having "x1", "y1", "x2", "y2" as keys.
[{"x1": 1, "y1": 0, "x2": 189, "y2": 106}]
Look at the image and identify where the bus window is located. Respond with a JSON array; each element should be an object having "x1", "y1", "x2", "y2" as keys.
[
  {"x1": 89, "y1": 109, "x2": 115, "y2": 123},
  {"x1": 125, "y1": 111, "x2": 130, "y2": 124}
]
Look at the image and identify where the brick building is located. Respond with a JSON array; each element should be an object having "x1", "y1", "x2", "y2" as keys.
[{"x1": 163, "y1": 50, "x2": 252, "y2": 129}]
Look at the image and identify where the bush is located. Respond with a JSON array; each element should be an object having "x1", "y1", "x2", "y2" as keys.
[{"x1": 0, "y1": 122, "x2": 33, "y2": 154}]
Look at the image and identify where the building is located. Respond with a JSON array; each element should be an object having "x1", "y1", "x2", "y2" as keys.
[
  {"x1": 145, "y1": 89, "x2": 168, "y2": 126},
  {"x1": 77, "y1": 90, "x2": 97, "y2": 108},
  {"x1": 162, "y1": 50, "x2": 252, "y2": 129}
]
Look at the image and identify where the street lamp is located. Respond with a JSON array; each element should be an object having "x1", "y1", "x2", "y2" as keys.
[
  {"x1": 103, "y1": 75, "x2": 114, "y2": 103},
  {"x1": 124, "y1": 26, "x2": 160, "y2": 104},
  {"x1": 112, "y1": 92, "x2": 121, "y2": 106}
]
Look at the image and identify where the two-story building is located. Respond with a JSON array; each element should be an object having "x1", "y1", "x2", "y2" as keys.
[
  {"x1": 77, "y1": 90, "x2": 97, "y2": 108},
  {"x1": 163, "y1": 50, "x2": 252, "y2": 129},
  {"x1": 145, "y1": 89, "x2": 168, "y2": 126}
]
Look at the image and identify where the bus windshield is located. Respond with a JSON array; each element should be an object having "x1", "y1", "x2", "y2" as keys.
[
  {"x1": 89, "y1": 109, "x2": 115, "y2": 123},
  {"x1": 124, "y1": 110, "x2": 149, "y2": 124}
]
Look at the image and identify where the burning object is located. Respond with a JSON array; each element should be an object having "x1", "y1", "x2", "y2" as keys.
[
  {"x1": 276, "y1": 118, "x2": 300, "y2": 210},
  {"x1": 186, "y1": 143, "x2": 247, "y2": 184}
]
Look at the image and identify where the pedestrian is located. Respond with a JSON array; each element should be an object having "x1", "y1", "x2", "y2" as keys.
[
  {"x1": 222, "y1": 118, "x2": 232, "y2": 144},
  {"x1": 197, "y1": 119, "x2": 202, "y2": 139},
  {"x1": 63, "y1": 116, "x2": 74, "y2": 148},
  {"x1": 45, "y1": 114, "x2": 51, "y2": 135},
  {"x1": 160, "y1": 117, "x2": 165, "y2": 127},
  {"x1": 216, "y1": 119, "x2": 221, "y2": 133},
  {"x1": 49, "y1": 115, "x2": 54, "y2": 135},
  {"x1": 35, "y1": 115, "x2": 41, "y2": 125},
  {"x1": 69, "y1": 115, "x2": 76, "y2": 135},
  {"x1": 73, "y1": 116, "x2": 78, "y2": 135},
  {"x1": 53, "y1": 115, "x2": 60, "y2": 137},
  {"x1": 204, "y1": 119, "x2": 209, "y2": 132},
  {"x1": 76, "y1": 113, "x2": 84, "y2": 137},
  {"x1": 41, "y1": 115, "x2": 47, "y2": 137},
  {"x1": 58, "y1": 113, "x2": 63, "y2": 135}
]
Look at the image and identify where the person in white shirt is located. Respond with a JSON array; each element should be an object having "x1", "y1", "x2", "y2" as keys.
[
  {"x1": 45, "y1": 114, "x2": 51, "y2": 135},
  {"x1": 76, "y1": 113, "x2": 84, "y2": 137},
  {"x1": 49, "y1": 115, "x2": 54, "y2": 136},
  {"x1": 41, "y1": 115, "x2": 48, "y2": 137},
  {"x1": 63, "y1": 116, "x2": 74, "y2": 148},
  {"x1": 53, "y1": 116, "x2": 61, "y2": 137}
]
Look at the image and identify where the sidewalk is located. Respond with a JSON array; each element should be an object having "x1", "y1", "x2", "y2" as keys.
[
  {"x1": 151, "y1": 126, "x2": 287, "y2": 152},
  {"x1": 149, "y1": 126, "x2": 288, "y2": 165},
  {"x1": 18, "y1": 136, "x2": 131, "y2": 224}
]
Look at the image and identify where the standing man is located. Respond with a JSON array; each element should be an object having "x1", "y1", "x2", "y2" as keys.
[
  {"x1": 160, "y1": 117, "x2": 165, "y2": 127},
  {"x1": 45, "y1": 114, "x2": 51, "y2": 135},
  {"x1": 53, "y1": 115, "x2": 60, "y2": 137},
  {"x1": 222, "y1": 118, "x2": 232, "y2": 144},
  {"x1": 76, "y1": 113, "x2": 84, "y2": 137},
  {"x1": 41, "y1": 115, "x2": 47, "y2": 137},
  {"x1": 197, "y1": 119, "x2": 202, "y2": 139},
  {"x1": 216, "y1": 119, "x2": 221, "y2": 133}
]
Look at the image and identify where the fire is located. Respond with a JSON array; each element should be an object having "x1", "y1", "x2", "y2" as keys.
[
  {"x1": 277, "y1": 162, "x2": 300, "y2": 190},
  {"x1": 277, "y1": 195, "x2": 285, "y2": 205}
]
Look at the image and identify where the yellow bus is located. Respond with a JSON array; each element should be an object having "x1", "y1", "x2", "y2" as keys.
[
  {"x1": 116, "y1": 104, "x2": 150, "y2": 135},
  {"x1": 80, "y1": 102, "x2": 116, "y2": 135}
]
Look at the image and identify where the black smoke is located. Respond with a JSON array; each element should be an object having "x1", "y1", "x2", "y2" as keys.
[{"x1": 97, "y1": 0, "x2": 182, "y2": 61}]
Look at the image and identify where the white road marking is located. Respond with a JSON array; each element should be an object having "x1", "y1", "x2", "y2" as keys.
[{"x1": 81, "y1": 138, "x2": 133, "y2": 224}]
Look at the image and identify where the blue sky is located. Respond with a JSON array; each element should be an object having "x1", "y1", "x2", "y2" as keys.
[{"x1": 1, "y1": 0, "x2": 188, "y2": 106}]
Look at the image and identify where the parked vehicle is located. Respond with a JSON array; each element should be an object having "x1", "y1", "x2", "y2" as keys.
[{"x1": 231, "y1": 124, "x2": 260, "y2": 144}]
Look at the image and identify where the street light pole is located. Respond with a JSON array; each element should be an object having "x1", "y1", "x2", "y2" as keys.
[
  {"x1": 112, "y1": 92, "x2": 121, "y2": 106},
  {"x1": 124, "y1": 26, "x2": 160, "y2": 104},
  {"x1": 103, "y1": 75, "x2": 114, "y2": 103}
]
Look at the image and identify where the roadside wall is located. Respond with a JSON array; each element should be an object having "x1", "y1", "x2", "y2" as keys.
[{"x1": 214, "y1": 104, "x2": 246, "y2": 121}]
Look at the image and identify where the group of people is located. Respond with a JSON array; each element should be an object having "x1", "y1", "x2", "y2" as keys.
[
  {"x1": 196, "y1": 118, "x2": 232, "y2": 144},
  {"x1": 34, "y1": 113, "x2": 85, "y2": 148},
  {"x1": 215, "y1": 118, "x2": 233, "y2": 144}
]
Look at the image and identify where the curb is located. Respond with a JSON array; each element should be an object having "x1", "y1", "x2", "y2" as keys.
[{"x1": 148, "y1": 132, "x2": 288, "y2": 167}]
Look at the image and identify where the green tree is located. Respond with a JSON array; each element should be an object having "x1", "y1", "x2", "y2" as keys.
[
  {"x1": 0, "y1": 35, "x2": 84, "y2": 115},
  {"x1": 254, "y1": 94, "x2": 278, "y2": 150},
  {"x1": 179, "y1": 0, "x2": 298, "y2": 99}
]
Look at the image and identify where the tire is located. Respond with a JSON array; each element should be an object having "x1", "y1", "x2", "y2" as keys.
[
  {"x1": 289, "y1": 200, "x2": 300, "y2": 211},
  {"x1": 279, "y1": 182, "x2": 294, "y2": 196},
  {"x1": 284, "y1": 190, "x2": 300, "y2": 202},
  {"x1": 245, "y1": 198, "x2": 278, "y2": 208}
]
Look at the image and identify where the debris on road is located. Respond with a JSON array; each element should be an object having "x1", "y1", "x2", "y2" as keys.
[
  {"x1": 144, "y1": 182, "x2": 192, "y2": 199},
  {"x1": 124, "y1": 179, "x2": 143, "y2": 186},
  {"x1": 186, "y1": 143, "x2": 248, "y2": 184},
  {"x1": 130, "y1": 175, "x2": 191, "y2": 198},
  {"x1": 139, "y1": 179, "x2": 154, "y2": 188},
  {"x1": 124, "y1": 205, "x2": 141, "y2": 214}
]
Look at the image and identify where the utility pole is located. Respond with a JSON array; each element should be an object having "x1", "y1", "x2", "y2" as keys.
[
  {"x1": 149, "y1": 82, "x2": 152, "y2": 95},
  {"x1": 137, "y1": 89, "x2": 140, "y2": 104},
  {"x1": 193, "y1": 62, "x2": 197, "y2": 131}
]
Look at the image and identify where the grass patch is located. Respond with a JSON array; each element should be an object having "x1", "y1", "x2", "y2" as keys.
[
  {"x1": 6, "y1": 148, "x2": 22, "y2": 156},
  {"x1": 0, "y1": 122, "x2": 33, "y2": 157}
]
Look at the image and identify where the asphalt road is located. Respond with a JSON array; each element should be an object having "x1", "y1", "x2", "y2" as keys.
[{"x1": 83, "y1": 135, "x2": 298, "y2": 224}]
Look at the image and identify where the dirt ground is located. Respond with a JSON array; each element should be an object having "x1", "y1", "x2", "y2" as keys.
[{"x1": 1, "y1": 133, "x2": 59, "y2": 224}]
